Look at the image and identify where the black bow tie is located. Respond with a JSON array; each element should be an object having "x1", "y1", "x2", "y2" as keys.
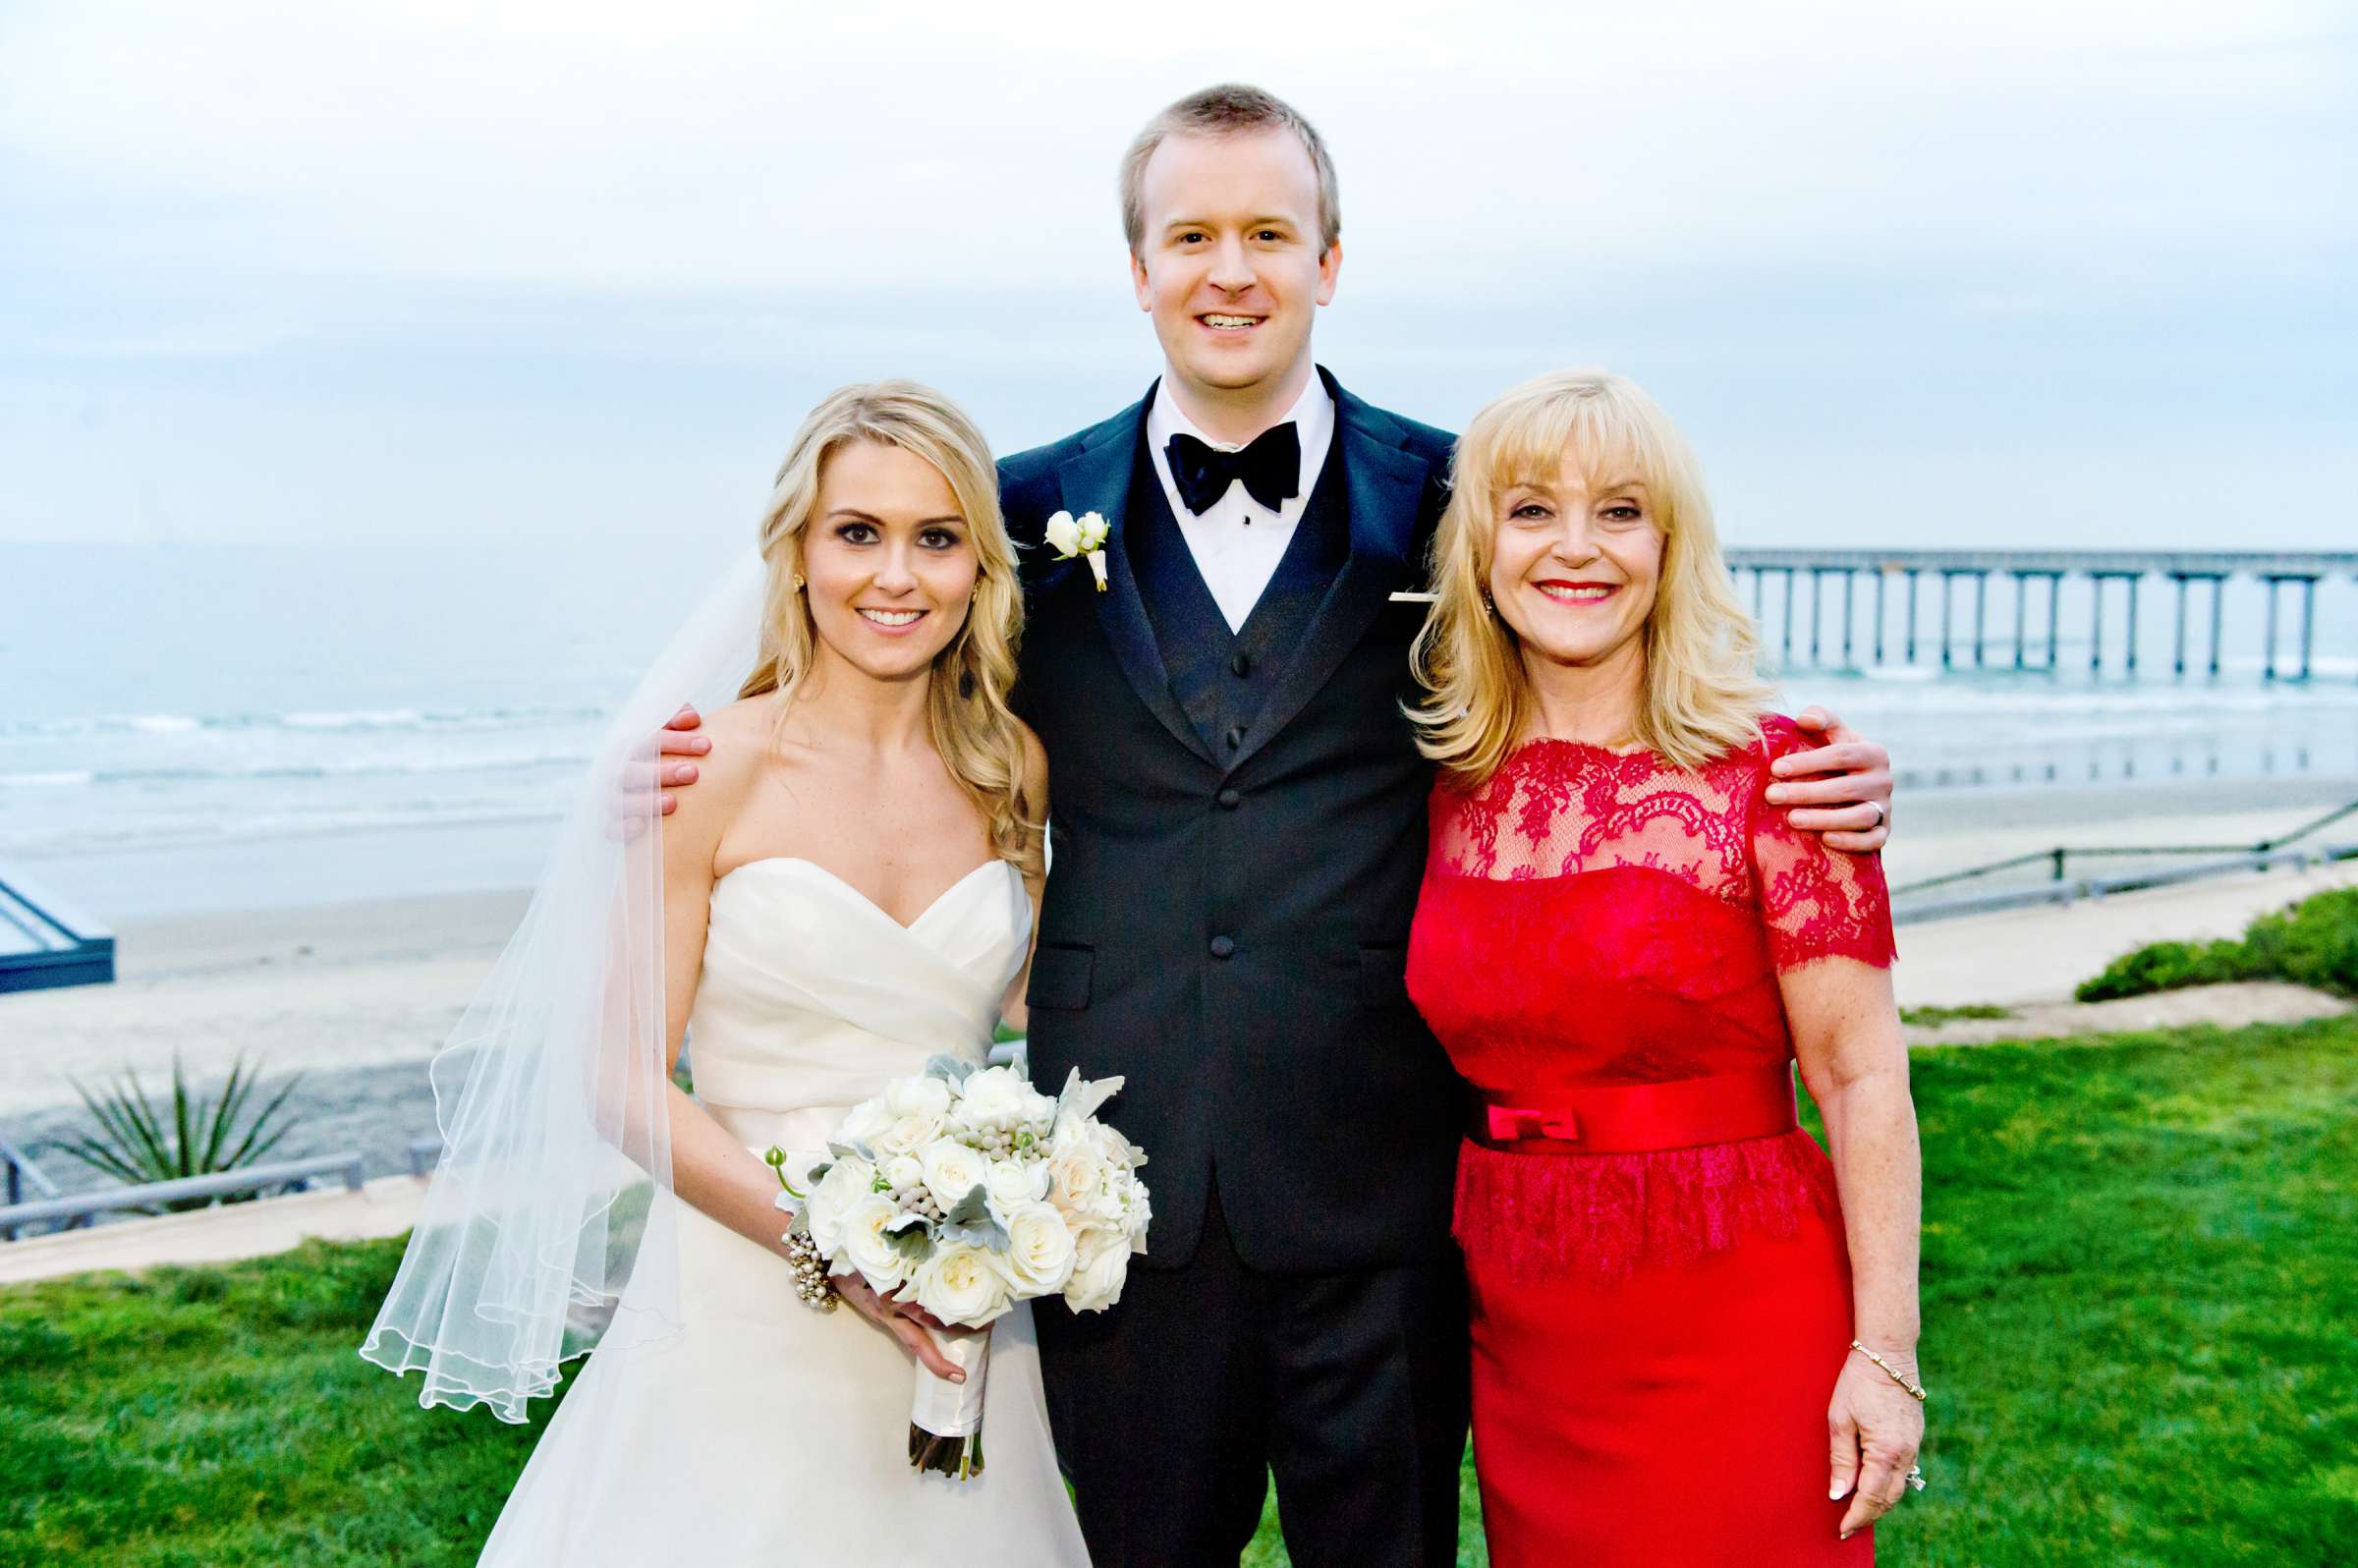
[{"x1": 1164, "y1": 423, "x2": 1302, "y2": 517}]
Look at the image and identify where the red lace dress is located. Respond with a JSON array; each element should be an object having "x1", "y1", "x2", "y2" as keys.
[{"x1": 1406, "y1": 717, "x2": 1896, "y2": 1567}]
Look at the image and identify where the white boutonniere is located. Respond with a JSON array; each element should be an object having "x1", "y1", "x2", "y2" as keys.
[{"x1": 1043, "y1": 509, "x2": 1111, "y2": 592}]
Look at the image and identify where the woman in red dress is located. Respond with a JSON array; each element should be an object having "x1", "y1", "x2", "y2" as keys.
[{"x1": 1405, "y1": 371, "x2": 1927, "y2": 1564}]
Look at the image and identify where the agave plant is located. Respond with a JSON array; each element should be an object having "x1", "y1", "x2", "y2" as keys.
[{"x1": 53, "y1": 1054, "x2": 306, "y2": 1211}]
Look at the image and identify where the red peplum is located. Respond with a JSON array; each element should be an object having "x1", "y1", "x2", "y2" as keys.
[{"x1": 1407, "y1": 716, "x2": 1895, "y2": 1566}]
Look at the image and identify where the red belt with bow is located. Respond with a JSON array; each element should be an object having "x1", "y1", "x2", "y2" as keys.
[{"x1": 1471, "y1": 1064, "x2": 1799, "y2": 1155}]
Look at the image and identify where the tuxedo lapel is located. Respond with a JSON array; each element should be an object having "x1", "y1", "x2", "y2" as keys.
[
  {"x1": 1229, "y1": 382, "x2": 1431, "y2": 772},
  {"x1": 1055, "y1": 403, "x2": 1219, "y2": 768}
]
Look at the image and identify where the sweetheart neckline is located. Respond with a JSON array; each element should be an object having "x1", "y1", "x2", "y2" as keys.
[{"x1": 712, "y1": 855, "x2": 1018, "y2": 933}]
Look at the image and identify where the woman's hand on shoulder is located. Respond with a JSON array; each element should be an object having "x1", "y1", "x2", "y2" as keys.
[
  {"x1": 653, "y1": 704, "x2": 713, "y2": 816},
  {"x1": 655, "y1": 699, "x2": 772, "y2": 864},
  {"x1": 1768, "y1": 707, "x2": 1892, "y2": 853}
]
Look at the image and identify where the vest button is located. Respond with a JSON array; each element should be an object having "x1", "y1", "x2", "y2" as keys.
[
  {"x1": 1230, "y1": 651, "x2": 1253, "y2": 678},
  {"x1": 1216, "y1": 787, "x2": 1242, "y2": 810},
  {"x1": 1225, "y1": 723, "x2": 1247, "y2": 751},
  {"x1": 1209, "y1": 935, "x2": 1237, "y2": 959}
]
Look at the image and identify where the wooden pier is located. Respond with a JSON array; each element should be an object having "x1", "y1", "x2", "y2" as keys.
[{"x1": 1726, "y1": 550, "x2": 2358, "y2": 679}]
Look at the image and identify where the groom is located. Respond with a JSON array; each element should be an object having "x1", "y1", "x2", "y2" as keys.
[{"x1": 664, "y1": 84, "x2": 1894, "y2": 1567}]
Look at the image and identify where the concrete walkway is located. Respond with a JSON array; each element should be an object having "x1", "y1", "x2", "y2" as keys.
[
  {"x1": 1904, "y1": 980, "x2": 2350, "y2": 1048},
  {"x1": 0, "y1": 1174, "x2": 424, "y2": 1286}
]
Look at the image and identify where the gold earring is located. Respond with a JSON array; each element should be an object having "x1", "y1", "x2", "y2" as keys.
[{"x1": 792, "y1": 572, "x2": 806, "y2": 592}]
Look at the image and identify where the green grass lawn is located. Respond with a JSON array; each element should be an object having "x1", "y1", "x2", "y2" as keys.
[{"x1": 4, "y1": 1017, "x2": 2353, "y2": 1566}]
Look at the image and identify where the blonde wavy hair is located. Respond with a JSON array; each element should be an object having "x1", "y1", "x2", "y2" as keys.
[
  {"x1": 740, "y1": 380, "x2": 1041, "y2": 877},
  {"x1": 1411, "y1": 369, "x2": 1771, "y2": 788}
]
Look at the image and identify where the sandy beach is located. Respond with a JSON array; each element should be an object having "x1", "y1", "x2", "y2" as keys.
[{"x1": 3, "y1": 777, "x2": 2351, "y2": 1193}]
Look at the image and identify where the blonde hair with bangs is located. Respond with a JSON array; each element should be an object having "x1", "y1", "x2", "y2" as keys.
[
  {"x1": 1411, "y1": 369, "x2": 1771, "y2": 787},
  {"x1": 740, "y1": 380, "x2": 1041, "y2": 878}
]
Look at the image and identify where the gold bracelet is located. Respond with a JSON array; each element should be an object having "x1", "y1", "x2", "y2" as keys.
[{"x1": 1850, "y1": 1340, "x2": 1927, "y2": 1402}]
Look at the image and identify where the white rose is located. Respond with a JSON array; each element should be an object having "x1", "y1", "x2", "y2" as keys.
[
  {"x1": 1042, "y1": 509, "x2": 1082, "y2": 557},
  {"x1": 833, "y1": 1096, "x2": 892, "y2": 1148},
  {"x1": 874, "y1": 1108, "x2": 947, "y2": 1159},
  {"x1": 886, "y1": 1076, "x2": 954, "y2": 1119},
  {"x1": 1063, "y1": 1226, "x2": 1131, "y2": 1313},
  {"x1": 881, "y1": 1153, "x2": 925, "y2": 1192},
  {"x1": 998, "y1": 1201, "x2": 1078, "y2": 1295},
  {"x1": 909, "y1": 1242, "x2": 1015, "y2": 1328},
  {"x1": 918, "y1": 1138, "x2": 991, "y2": 1207},
  {"x1": 1016, "y1": 1087, "x2": 1059, "y2": 1138},
  {"x1": 1044, "y1": 1139, "x2": 1104, "y2": 1217},
  {"x1": 1089, "y1": 1119, "x2": 1141, "y2": 1171},
  {"x1": 837, "y1": 1194, "x2": 914, "y2": 1291},
  {"x1": 983, "y1": 1154, "x2": 1050, "y2": 1218},
  {"x1": 959, "y1": 1064, "x2": 1030, "y2": 1128},
  {"x1": 806, "y1": 1155, "x2": 876, "y2": 1257},
  {"x1": 1075, "y1": 511, "x2": 1110, "y2": 552}
]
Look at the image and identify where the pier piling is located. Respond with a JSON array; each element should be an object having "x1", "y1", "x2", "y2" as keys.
[
  {"x1": 1973, "y1": 571, "x2": 1989, "y2": 668},
  {"x1": 1841, "y1": 570, "x2": 1856, "y2": 667},
  {"x1": 2012, "y1": 573, "x2": 2030, "y2": 669}
]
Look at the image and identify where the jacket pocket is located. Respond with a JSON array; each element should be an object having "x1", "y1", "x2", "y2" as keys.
[{"x1": 1029, "y1": 943, "x2": 1095, "y2": 1010}]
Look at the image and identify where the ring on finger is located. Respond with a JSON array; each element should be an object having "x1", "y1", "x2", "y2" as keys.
[
  {"x1": 1865, "y1": 800, "x2": 1887, "y2": 829},
  {"x1": 1904, "y1": 1464, "x2": 1927, "y2": 1492}
]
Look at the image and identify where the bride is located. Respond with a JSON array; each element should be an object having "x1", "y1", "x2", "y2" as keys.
[{"x1": 362, "y1": 381, "x2": 1091, "y2": 1563}]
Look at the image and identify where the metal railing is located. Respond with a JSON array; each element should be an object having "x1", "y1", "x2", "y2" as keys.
[
  {"x1": 1891, "y1": 799, "x2": 2358, "y2": 924},
  {"x1": 1895, "y1": 800, "x2": 2358, "y2": 898},
  {"x1": 0, "y1": 1150, "x2": 368, "y2": 1239},
  {"x1": 1, "y1": 1137, "x2": 75, "y2": 1241}
]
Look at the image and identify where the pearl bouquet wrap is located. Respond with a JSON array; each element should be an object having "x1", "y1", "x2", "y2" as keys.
[{"x1": 770, "y1": 1055, "x2": 1151, "y2": 1478}]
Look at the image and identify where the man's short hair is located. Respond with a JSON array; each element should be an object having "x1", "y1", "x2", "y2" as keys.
[{"x1": 1120, "y1": 84, "x2": 1341, "y2": 256}]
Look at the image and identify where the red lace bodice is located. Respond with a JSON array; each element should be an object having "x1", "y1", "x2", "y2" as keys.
[{"x1": 1406, "y1": 715, "x2": 1895, "y2": 1281}]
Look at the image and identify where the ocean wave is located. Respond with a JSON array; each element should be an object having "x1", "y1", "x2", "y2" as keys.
[
  {"x1": 0, "y1": 754, "x2": 591, "y2": 789},
  {"x1": 281, "y1": 707, "x2": 429, "y2": 730},
  {"x1": 0, "y1": 703, "x2": 614, "y2": 740}
]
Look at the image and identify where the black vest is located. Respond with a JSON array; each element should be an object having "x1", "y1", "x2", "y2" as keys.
[{"x1": 1124, "y1": 428, "x2": 1349, "y2": 760}]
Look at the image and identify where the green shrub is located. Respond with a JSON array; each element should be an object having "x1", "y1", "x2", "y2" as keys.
[
  {"x1": 2078, "y1": 885, "x2": 2358, "y2": 1002},
  {"x1": 2241, "y1": 886, "x2": 2358, "y2": 996}
]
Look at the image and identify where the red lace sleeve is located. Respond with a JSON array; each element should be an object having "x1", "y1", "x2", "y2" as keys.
[{"x1": 1747, "y1": 716, "x2": 1896, "y2": 971}]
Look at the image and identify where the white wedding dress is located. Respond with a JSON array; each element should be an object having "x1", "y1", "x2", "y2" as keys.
[{"x1": 477, "y1": 856, "x2": 1092, "y2": 1565}]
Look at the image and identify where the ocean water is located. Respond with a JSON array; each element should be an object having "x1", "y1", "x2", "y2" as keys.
[{"x1": 5, "y1": 542, "x2": 2356, "y2": 922}]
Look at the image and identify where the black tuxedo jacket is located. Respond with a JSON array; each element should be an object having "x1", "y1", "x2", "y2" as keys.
[{"x1": 1000, "y1": 369, "x2": 1466, "y2": 1273}]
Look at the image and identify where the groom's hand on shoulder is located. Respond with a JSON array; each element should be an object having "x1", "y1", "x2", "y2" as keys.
[
  {"x1": 1769, "y1": 708, "x2": 1892, "y2": 854},
  {"x1": 656, "y1": 704, "x2": 711, "y2": 816}
]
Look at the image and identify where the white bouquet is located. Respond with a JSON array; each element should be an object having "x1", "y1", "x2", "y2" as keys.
[{"x1": 768, "y1": 1055, "x2": 1151, "y2": 1479}]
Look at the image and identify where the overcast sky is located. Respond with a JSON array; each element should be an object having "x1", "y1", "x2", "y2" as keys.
[{"x1": 2, "y1": 0, "x2": 2351, "y2": 551}]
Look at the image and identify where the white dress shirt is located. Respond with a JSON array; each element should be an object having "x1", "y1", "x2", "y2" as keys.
[{"x1": 1145, "y1": 373, "x2": 1337, "y2": 634}]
